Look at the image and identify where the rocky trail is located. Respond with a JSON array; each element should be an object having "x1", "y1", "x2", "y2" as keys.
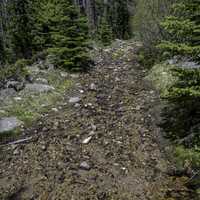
[{"x1": 0, "y1": 41, "x2": 195, "y2": 200}]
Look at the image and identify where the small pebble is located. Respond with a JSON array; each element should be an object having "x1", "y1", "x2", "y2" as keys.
[{"x1": 80, "y1": 161, "x2": 91, "y2": 170}]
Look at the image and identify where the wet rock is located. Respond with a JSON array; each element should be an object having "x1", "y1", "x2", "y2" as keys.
[
  {"x1": 0, "y1": 117, "x2": 22, "y2": 133},
  {"x1": 69, "y1": 97, "x2": 81, "y2": 104},
  {"x1": 25, "y1": 83, "x2": 55, "y2": 93},
  {"x1": 80, "y1": 161, "x2": 91, "y2": 170}
]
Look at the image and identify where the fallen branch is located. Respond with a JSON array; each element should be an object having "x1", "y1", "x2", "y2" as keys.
[{"x1": 6, "y1": 136, "x2": 33, "y2": 145}]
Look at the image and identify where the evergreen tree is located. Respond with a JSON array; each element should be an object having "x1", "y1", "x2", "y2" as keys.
[
  {"x1": 107, "y1": 0, "x2": 131, "y2": 39},
  {"x1": 159, "y1": 0, "x2": 200, "y2": 99},
  {"x1": 159, "y1": 0, "x2": 200, "y2": 145},
  {"x1": 8, "y1": 0, "x2": 35, "y2": 59},
  {"x1": 158, "y1": 0, "x2": 200, "y2": 60},
  {"x1": 98, "y1": 17, "x2": 113, "y2": 46},
  {"x1": 47, "y1": 0, "x2": 90, "y2": 70}
]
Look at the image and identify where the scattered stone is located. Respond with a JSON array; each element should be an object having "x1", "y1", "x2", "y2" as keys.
[
  {"x1": 52, "y1": 108, "x2": 58, "y2": 112},
  {"x1": 13, "y1": 149, "x2": 20, "y2": 155},
  {"x1": 14, "y1": 97, "x2": 22, "y2": 101},
  {"x1": 0, "y1": 117, "x2": 22, "y2": 133},
  {"x1": 89, "y1": 131, "x2": 95, "y2": 136},
  {"x1": 70, "y1": 74, "x2": 79, "y2": 78},
  {"x1": 35, "y1": 78, "x2": 48, "y2": 84},
  {"x1": 135, "y1": 105, "x2": 141, "y2": 111},
  {"x1": 80, "y1": 161, "x2": 91, "y2": 170},
  {"x1": 7, "y1": 81, "x2": 25, "y2": 91},
  {"x1": 74, "y1": 103, "x2": 81, "y2": 108},
  {"x1": 60, "y1": 72, "x2": 68, "y2": 78},
  {"x1": 82, "y1": 136, "x2": 93, "y2": 144},
  {"x1": 91, "y1": 124, "x2": 97, "y2": 131},
  {"x1": 25, "y1": 83, "x2": 55, "y2": 93},
  {"x1": 69, "y1": 97, "x2": 81, "y2": 104},
  {"x1": 79, "y1": 89, "x2": 84, "y2": 94},
  {"x1": 89, "y1": 83, "x2": 97, "y2": 91},
  {"x1": 41, "y1": 144, "x2": 47, "y2": 151}
]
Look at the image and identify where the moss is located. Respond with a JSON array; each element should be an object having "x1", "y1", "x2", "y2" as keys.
[{"x1": 174, "y1": 146, "x2": 200, "y2": 169}]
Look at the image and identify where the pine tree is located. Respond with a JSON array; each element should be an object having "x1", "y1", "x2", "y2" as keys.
[
  {"x1": 47, "y1": 0, "x2": 90, "y2": 70},
  {"x1": 159, "y1": 0, "x2": 200, "y2": 145},
  {"x1": 98, "y1": 17, "x2": 113, "y2": 46},
  {"x1": 158, "y1": 0, "x2": 200, "y2": 99},
  {"x1": 8, "y1": 0, "x2": 35, "y2": 59},
  {"x1": 107, "y1": 0, "x2": 131, "y2": 39},
  {"x1": 158, "y1": 0, "x2": 200, "y2": 60}
]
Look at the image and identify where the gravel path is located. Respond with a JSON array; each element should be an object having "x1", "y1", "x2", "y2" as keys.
[{"x1": 0, "y1": 41, "x2": 193, "y2": 200}]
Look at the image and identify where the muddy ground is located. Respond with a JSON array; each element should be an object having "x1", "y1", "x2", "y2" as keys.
[{"x1": 0, "y1": 41, "x2": 195, "y2": 200}]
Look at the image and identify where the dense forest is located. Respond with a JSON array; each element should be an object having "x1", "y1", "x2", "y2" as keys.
[{"x1": 0, "y1": 0, "x2": 200, "y2": 199}]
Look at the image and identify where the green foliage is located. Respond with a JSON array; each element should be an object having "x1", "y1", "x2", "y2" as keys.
[
  {"x1": 132, "y1": 0, "x2": 173, "y2": 67},
  {"x1": 40, "y1": 0, "x2": 91, "y2": 70},
  {"x1": 158, "y1": 0, "x2": 200, "y2": 60},
  {"x1": 0, "y1": 59, "x2": 28, "y2": 82},
  {"x1": 167, "y1": 68, "x2": 200, "y2": 100},
  {"x1": 8, "y1": 0, "x2": 36, "y2": 59},
  {"x1": 93, "y1": 0, "x2": 131, "y2": 41},
  {"x1": 157, "y1": 1, "x2": 200, "y2": 149},
  {"x1": 97, "y1": 18, "x2": 113, "y2": 46},
  {"x1": 175, "y1": 146, "x2": 200, "y2": 169},
  {"x1": 108, "y1": 0, "x2": 131, "y2": 39}
]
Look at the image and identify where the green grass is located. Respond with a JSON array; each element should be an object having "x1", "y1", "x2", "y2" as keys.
[
  {"x1": 175, "y1": 146, "x2": 200, "y2": 169},
  {"x1": 0, "y1": 70, "x2": 74, "y2": 132}
]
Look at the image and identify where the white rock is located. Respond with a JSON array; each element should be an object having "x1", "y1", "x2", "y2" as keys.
[
  {"x1": 80, "y1": 161, "x2": 91, "y2": 170},
  {"x1": 14, "y1": 97, "x2": 22, "y2": 101},
  {"x1": 82, "y1": 136, "x2": 92, "y2": 144},
  {"x1": 90, "y1": 83, "x2": 97, "y2": 91},
  {"x1": 52, "y1": 108, "x2": 58, "y2": 112},
  {"x1": 69, "y1": 97, "x2": 81, "y2": 104}
]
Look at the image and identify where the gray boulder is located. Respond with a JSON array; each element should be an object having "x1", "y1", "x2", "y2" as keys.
[
  {"x1": 0, "y1": 88, "x2": 16, "y2": 101},
  {"x1": 69, "y1": 97, "x2": 81, "y2": 104},
  {"x1": 24, "y1": 83, "x2": 55, "y2": 93},
  {"x1": 0, "y1": 117, "x2": 23, "y2": 133},
  {"x1": 7, "y1": 81, "x2": 25, "y2": 91}
]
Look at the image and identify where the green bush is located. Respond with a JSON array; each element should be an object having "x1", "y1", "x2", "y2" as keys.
[{"x1": 0, "y1": 59, "x2": 28, "y2": 82}]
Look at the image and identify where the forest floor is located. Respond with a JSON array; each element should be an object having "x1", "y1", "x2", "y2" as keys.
[{"x1": 0, "y1": 40, "x2": 195, "y2": 200}]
